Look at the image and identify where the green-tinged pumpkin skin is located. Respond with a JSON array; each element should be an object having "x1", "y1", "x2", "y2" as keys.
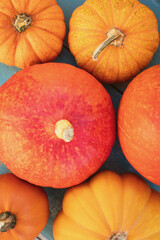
[
  {"x1": 53, "y1": 170, "x2": 160, "y2": 240},
  {"x1": 0, "y1": 62, "x2": 116, "y2": 188},
  {"x1": 118, "y1": 64, "x2": 160, "y2": 185},
  {"x1": 68, "y1": 0, "x2": 159, "y2": 83},
  {"x1": 0, "y1": 173, "x2": 49, "y2": 240}
]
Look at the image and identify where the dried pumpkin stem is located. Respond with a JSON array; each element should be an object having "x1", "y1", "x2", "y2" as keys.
[
  {"x1": 110, "y1": 232, "x2": 127, "y2": 240},
  {"x1": 55, "y1": 119, "x2": 74, "y2": 142},
  {"x1": 92, "y1": 27, "x2": 125, "y2": 61},
  {"x1": 14, "y1": 13, "x2": 32, "y2": 33},
  {"x1": 0, "y1": 212, "x2": 16, "y2": 232}
]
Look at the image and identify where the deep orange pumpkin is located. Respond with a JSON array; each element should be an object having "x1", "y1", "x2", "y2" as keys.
[
  {"x1": 68, "y1": 0, "x2": 159, "y2": 83},
  {"x1": 118, "y1": 64, "x2": 160, "y2": 185},
  {"x1": 0, "y1": 173, "x2": 49, "y2": 240},
  {"x1": 53, "y1": 170, "x2": 160, "y2": 240},
  {"x1": 0, "y1": 0, "x2": 66, "y2": 68},
  {"x1": 0, "y1": 62, "x2": 116, "y2": 188}
]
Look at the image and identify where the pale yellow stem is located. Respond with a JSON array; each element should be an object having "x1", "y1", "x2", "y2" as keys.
[{"x1": 55, "y1": 119, "x2": 74, "y2": 142}]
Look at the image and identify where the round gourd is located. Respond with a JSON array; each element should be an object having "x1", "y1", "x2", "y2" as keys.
[
  {"x1": 68, "y1": 0, "x2": 159, "y2": 83},
  {"x1": 0, "y1": 62, "x2": 116, "y2": 188},
  {"x1": 0, "y1": 0, "x2": 66, "y2": 68},
  {"x1": 0, "y1": 173, "x2": 49, "y2": 240},
  {"x1": 118, "y1": 64, "x2": 160, "y2": 185},
  {"x1": 53, "y1": 170, "x2": 160, "y2": 240}
]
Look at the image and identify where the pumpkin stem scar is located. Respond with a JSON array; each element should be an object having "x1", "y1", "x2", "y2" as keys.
[
  {"x1": 110, "y1": 232, "x2": 128, "y2": 240},
  {"x1": 92, "y1": 27, "x2": 125, "y2": 61},
  {"x1": 14, "y1": 13, "x2": 32, "y2": 33},
  {"x1": 0, "y1": 212, "x2": 16, "y2": 232},
  {"x1": 55, "y1": 119, "x2": 74, "y2": 142}
]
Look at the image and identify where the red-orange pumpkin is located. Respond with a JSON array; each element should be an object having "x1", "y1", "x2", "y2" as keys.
[
  {"x1": 0, "y1": 173, "x2": 49, "y2": 240},
  {"x1": 118, "y1": 64, "x2": 160, "y2": 185},
  {"x1": 0, "y1": 62, "x2": 116, "y2": 188},
  {"x1": 0, "y1": 0, "x2": 66, "y2": 68}
]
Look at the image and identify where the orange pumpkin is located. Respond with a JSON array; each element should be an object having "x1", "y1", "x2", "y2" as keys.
[
  {"x1": 0, "y1": 0, "x2": 66, "y2": 69},
  {"x1": 68, "y1": 0, "x2": 159, "y2": 83},
  {"x1": 0, "y1": 62, "x2": 116, "y2": 188},
  {"x1": 118, "y1": 64, "x2": 160, "y2": 186},
  {"x1": 53, "y1": 170, "x2": 160, "y2": 240},
  {"x1": 0, "y1": 173, "x2": 49, "y2": 240}
]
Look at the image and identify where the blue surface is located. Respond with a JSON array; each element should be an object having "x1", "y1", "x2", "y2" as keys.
[{"x1": 0, "y1": 0, "x2": 160, "y2": 239}]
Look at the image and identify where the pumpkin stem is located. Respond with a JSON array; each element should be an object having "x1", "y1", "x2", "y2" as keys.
[
  {"x1": 55, "y1": 119, "x2": 74, "y2": 142},
  {"x1": 0, "y1": 212, "x2": 16, "y2": 232},
  {"x1": 14, "y1": 13, "x2": 32, "y2": 33},
  {"x1": 92, "y1": 27, "x2": 125, "y2": 61},
  {"x1": 110, "y1": 232, "x2": 127, "y2": 240}
]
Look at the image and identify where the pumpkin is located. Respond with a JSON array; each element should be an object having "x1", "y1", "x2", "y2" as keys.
[
  {"x1": 68, "y1": 0, "x2": 159, "y2": 83},
  {"x1": 53, "y1": 170, "x2": 160, "y2": 240},
  {"x1": 0, "y1": 0, "x2": 66, "y2": 69},
  {"x1": 0, "y1": 62, "x2": 116, "y2": 188},
  {"x1": 0, "y1": 173, "x2": 49, "y2": 240},
  {"x1": 118, "y1": 64, "x2": 160, "y2": 186}
]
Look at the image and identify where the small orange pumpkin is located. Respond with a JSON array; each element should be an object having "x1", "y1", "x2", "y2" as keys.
[
  {"x1": 0, "y1": 0, "x2": 66, "y2": 68},
  {"x1": 53, "y1": 170, "x2": 160, "y2": 240},
  {"x1": 0, "y1": 173, "x2": 49, "y2": 240},
  {"x1": 68, "y1": 0, "x2": 159, "y2": 83}
]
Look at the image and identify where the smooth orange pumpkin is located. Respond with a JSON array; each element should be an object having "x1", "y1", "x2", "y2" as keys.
[
  {"x1": 118, "y1": 64, "x2": 160, "y2": 186},
  {"x1": 68, "y1": 0, "x2": 159, "y2": 83},
  {"x1": 53, "y1": 170, "x2": 160, "y2": 240},
  {"x1": 0, "y1": 62, "x2": 116, "y2": 188},
  {"x1": 0, "y1": 173, "x2": 49, "y2": 240},
  {"x1": 0, "y1": 0, "x2": 66, "y2": 68}
]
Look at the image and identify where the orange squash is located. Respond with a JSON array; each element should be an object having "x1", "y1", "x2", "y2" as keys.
[
  {"x1": 0, "y1": 62, "x2": 116, "y2": 188},
  {"x1": 0, "y1": 0, "x2": 66, "y2": 68},
  {"x1": 53, "y1": 170, "x2": 160, "y2": 240},
  {"x1": 68, "y1": 0, "x2": 159, "y2": 83},
  {"x1": 0, "y1": 173, "x2": 49, "y2": 240},
  {"x1": 118, "y1": 64, "x2": 160, "y2": 186}
]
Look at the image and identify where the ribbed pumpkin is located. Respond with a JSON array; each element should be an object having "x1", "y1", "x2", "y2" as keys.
[
  {"x1": 0, "y1": 62, "x2": 116, "y2": 188},
  {"x1": 53, "y1": 170, "x2": 160, "y2": 240},
  {"x1": 0, "y1": 173, "x2": 49, "y2": 240},
  {"x1": 68, "y1": 0, "x2": 159, "y2": 83},
  {"x1": 0, "y1": 0, "x2": 66, "y2": 68}
]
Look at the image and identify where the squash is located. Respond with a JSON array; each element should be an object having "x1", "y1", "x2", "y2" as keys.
[
  {"x1": 0, "y1": 62, "x2": 116, "y2": 188},
  {"x1": 0, "y1": 173, "x2": 49, "y2": 240},
  {"x1": 68, "y1": 0, "x2": 159, "y2": 83},
  {"x1": 0, "y1": 0, "x2": 66, "y2": 68},
  {"x1": 53, "y1": 170, "x2": 160, "y2": 240},
  {"x1": 118, "y1": 64, "x2": 160, "y2": 186}
]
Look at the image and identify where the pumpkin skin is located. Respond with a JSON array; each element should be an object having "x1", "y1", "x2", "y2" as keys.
[
  {"x1": 68, "y1": 0, "x2": 159, "y2": 83},
  {"x1": 0, "y1": 173, "x2": 49, "y2": 240},
  {"x1": 118, "y1": 64, "x2": 160, "y2": 186},
  {"x1": 0, "y1": 0, "x2": 66, "y2": 69},
  {"x1": 53, "y1": 170, "x2": 160, "y2": 240},
  {"x1": 0, "y1": 62, "x2": 116, "y2": 188}
]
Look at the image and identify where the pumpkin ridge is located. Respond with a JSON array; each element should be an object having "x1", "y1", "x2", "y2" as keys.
[
  {"x1": 115, "y1": 47, "x2": 120, "y2": 83},
  {"x1": 89, "y1": 182, "x2": 113, "y2": 233},
  {"x1": 64, "y1": 186, "x2": 111, "y2": 237},
  {"x1": 58, "y1": 211, "x2": 108, "y2": 239},
  {"x1": 99, "y1": 0, "x2": 112, "y2": 26},
  {"x1": 8, "y1": 0, "x2": 17, "y2": 12},
  {"x1": 28, "y1": 2, "x2": 56, "y2": 15},
  {"x1": 0, "y1": 10, "x2": 12, "y2": 19},
  {"x1": 120, "y1": 2, "x2": 141, "y2": 30},
  {"x1": 126, "y1": 39, "x2": 157, "y2": 53},
  {"x1": 28, "y1": 28, "x2": 60, "y2": 54},
  {"x1": 24, "y1": 34, "x2": 43, "y2": 63},
  {"x1": 32, "y1": 25, "x2": 65, "y2": 41},
  {"x1": 119, "y1": 47, "x2": 133, "y2": 81},
  {"x1": 123, "y1": 45, "x2": 140, "y2": 72},
  {"x1": 109, "y1": 0, "x2": 115, "y2": 26},
  {"x1": 84, "y1": 3, "x2": 108, "y2": 28},
  {"x1": 123, "y1": 17, "x2": 158, "y2": 32}
]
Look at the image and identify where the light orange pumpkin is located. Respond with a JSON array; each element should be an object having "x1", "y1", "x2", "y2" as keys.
[
  {"x1": 0, "y1": 173, "x2": 49, "y2": 240},
  {"x1": 53, "y1": 170, "x2": 160, "y2": 240},
  {"x1": 68, "y1": 0, "x2": 159, "y2": 83},
  {"x1": 0, "y1": 0, "x2": 66, "y2": 68}
]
